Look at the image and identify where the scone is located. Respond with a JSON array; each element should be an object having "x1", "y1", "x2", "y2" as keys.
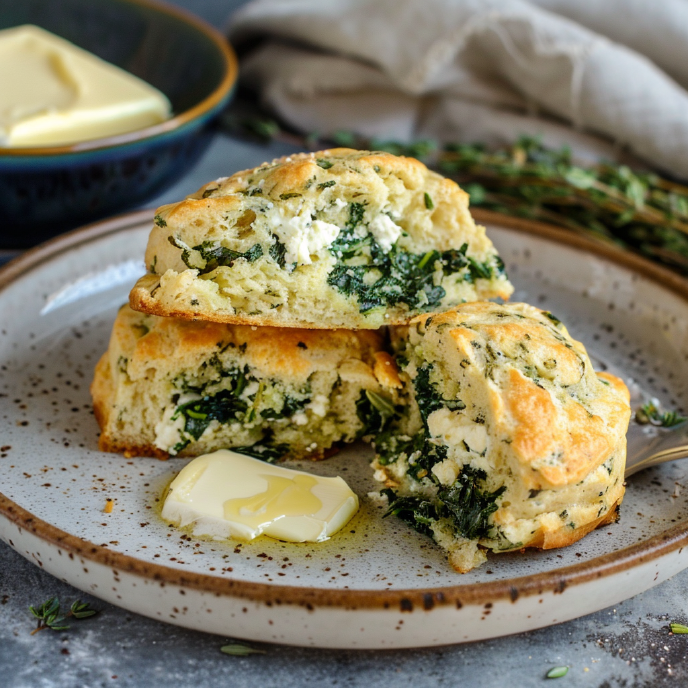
[
  {"x1": 92, "y1": 305, "x2": 404, "y2": 459},
  {"x1": 374, "y1": 303, "x2": 631, "y2": 573},
  {"x1": 129, "y1": 148, "x2": 513, "y2": 329}
]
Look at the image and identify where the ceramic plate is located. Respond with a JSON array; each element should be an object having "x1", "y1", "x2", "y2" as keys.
[{"x1": 1, "y1": 209, "x2": 687, "y2": 649}]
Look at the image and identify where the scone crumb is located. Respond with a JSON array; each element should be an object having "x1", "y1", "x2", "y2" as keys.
[{"x1": 103, "y1": 499, "x2": 114, "y2": 514}]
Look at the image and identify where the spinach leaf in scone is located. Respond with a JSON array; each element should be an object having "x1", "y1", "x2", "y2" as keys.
[
  {"x1": 355, "y1": 390, "x2": 397, "y2": 435},
  {"x1": 233, "y1": 439, "x2": 290, "y2": 463},
  {"x1": 170, "y1": 237, "x2": 264, "y2": 274},
  {"x1": 326, "y1": 203, "x2": 505, "y2": 314},
  {"x1": 382, "y1": 488, "x2": 439, "y2": 538},
  {"x1": 382, "y1": 467, "x2": 506, "y2": 541},
  {"x1": 174, "y1": 384, "x2": 250, "y2": 441},
  {"x1": 259, "y1": 393, "x2": 309, "y2": 420},
  {"x1": 437, "y1": 467, "x2": 506, "y2": 540},
  {"x1": 413, "y1": 364, "x2": 466, "y2": 428}
]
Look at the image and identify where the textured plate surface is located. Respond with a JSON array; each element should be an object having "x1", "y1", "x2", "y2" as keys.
[{"x1": 0, "y1": 210, "x2": 687, "y2": 648}]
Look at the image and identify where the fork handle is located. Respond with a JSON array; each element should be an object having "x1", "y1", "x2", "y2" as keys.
[{"x1": 625, "y1": 445, "x2": 688, "y2": 478}]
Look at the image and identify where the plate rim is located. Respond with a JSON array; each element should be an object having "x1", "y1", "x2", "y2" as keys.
[{"x1": 1, "y1": 207, "x2": 688, "y2": 611}]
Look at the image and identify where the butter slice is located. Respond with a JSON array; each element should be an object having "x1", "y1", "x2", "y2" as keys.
[
  {"x1": 161, "y1": 450, "x2": 359, "y2": 543},
  {"x1": 0, "y1": 25, "x2": 171, "y2": 147}
]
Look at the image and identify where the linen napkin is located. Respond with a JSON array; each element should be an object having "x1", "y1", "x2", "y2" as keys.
[{"x1": 229, "y1": 0, "x2": 688, "y2": 176}]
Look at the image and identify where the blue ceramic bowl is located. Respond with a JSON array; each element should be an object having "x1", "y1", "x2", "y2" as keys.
[{"x1": 0, "y1": 0, "x2": 238, "y2": 248}]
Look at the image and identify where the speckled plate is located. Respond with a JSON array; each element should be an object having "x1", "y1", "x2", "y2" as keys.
[{"x1": 1, "y1": 209, "x2": 687, "y2": 649}]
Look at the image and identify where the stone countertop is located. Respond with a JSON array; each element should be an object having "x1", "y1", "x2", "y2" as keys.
[{"x1": 2, "y1": 1, "x2": 688, "y2": 686}]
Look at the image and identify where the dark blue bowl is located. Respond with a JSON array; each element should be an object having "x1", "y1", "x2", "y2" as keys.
[{"x1": 0, "y1": 0, "x2": 238, "y2": 248}]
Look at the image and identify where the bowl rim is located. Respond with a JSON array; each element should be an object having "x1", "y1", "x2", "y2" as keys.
[{"x1": 0, "y1": 0, "x2": 238, "y2": 157}]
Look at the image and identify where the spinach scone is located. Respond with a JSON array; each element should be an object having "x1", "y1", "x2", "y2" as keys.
[
  {"x1": 129, "y1": 148, "x2": 513, "y2": 329},
  {"x1": 91, "y1": 305, "x2": 403, "y2": 459},
  {"x1": 373, "y1": 303, "x2": 631, "y2": 573}
]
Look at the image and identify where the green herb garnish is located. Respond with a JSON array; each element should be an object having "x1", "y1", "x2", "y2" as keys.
[
  {"x1": 671, "y1": 622, "x2": 688, "y2": 634},
  {"x1": 317, "y1": 180, "x2": 336, "y2": 190},
  {"x1": 546, "y1": 666, "x2": 569, "y2": 679},
  {"x1": 636, "y1": 399, "x2": 687, "y2": 427},
  {"x1": 424, "y1": 192, "x2": 434, "y2": 210},
  {"x1": 29, "y1": 598, "x2": 97, "y2": 635}
]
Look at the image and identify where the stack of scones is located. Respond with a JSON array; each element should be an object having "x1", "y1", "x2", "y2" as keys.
[{"x1": 92, "y1": 149, "x2": 631, "y2": 572}]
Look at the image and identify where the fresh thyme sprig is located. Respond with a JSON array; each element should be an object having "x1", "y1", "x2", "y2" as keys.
[
  {"x1": 221, "y1": 107, "x2": 688, "y2": 276},
  {"x1": 546, "y1": 666, "x2": 569, "y2": 678},
  {"x1": 636, "y1": 399, "x2": 687, "y2": 428},
  {"x1": 29, "y1": 597, "x2": 97, "y2": 635}
]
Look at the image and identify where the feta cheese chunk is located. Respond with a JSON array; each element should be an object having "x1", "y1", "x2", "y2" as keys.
[
  {"x1": 368, "y1": 214, "x2": 402, "y2": 252},
  {"x1": 265, "y1": 206, "x2": 341, "y2": 266}
]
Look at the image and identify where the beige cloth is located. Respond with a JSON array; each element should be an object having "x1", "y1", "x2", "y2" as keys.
[{"x1": 229, "y1": 0, "x2": 688, "y2": 176}]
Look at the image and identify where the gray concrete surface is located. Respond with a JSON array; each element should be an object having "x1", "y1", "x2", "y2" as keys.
[
  {"x1": 3, "y1": 535, "x2": 688, "y2": 688},
  {"x1": 2, "y1": 1, "x2": 688, "y2": 686}
]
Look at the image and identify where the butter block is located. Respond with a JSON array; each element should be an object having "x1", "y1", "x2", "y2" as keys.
[
  {"x1": 0, "y1": 25, "x2": 171, "y2": 147},
  {"x1": 161, "y1": 450, "x2": 359, "y2": 543}
]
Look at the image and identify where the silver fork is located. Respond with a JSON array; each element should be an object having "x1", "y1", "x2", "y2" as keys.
[{"x1": 625, "y1": 419, "x2": 688, "y2": 477}]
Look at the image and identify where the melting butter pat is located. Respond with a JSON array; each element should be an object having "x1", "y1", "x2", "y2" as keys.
[
  {"x1": 161, "y1": 450, "x2": 359, "y2": 543},
  {"x1": 0, "y1": 25, "x2": 171, "y2": 147}
]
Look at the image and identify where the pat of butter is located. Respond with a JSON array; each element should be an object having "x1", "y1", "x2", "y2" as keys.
[
  {"x1": 161, "y1": 450, "x2": 359, "y2": 543},
  {"x1": 0, "y1": 25, "x2": 171, "y2": 147}
]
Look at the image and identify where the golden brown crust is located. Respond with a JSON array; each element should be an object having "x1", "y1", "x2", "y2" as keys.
[
  {"x1": 503, "y1": 368, "x2": 616, "y2": 486},
  {"x1": 91, "y1": 354, "x2": 112, "y2": 443},
  {"x1": 410, "y1": 302, "x2": 631, "y2": 489},
  {"x1": 525, "y1": 498, "x2": 622, "y2": 551},
  {"x1": 373, "y1": 351, "x2": 403, "y2": 389},
  {"x1": 119, "y1": 309, "x2": 385, "y2": 381}
]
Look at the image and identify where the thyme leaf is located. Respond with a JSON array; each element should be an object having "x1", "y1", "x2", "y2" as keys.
[{"x1": 546, "y1": 666, "x2": 569, "y2": 679}]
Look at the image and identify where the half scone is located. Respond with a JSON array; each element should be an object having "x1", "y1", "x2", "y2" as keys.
[
  {"x1": 129, "y1": 148, "x2": 513, "y2": 329},
  {"x1": 374, "y1": 303, "x2": 631, "y2": 573},
  {"x1": 92, "y1": 305, "x2": 404, "y2": 459}
]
